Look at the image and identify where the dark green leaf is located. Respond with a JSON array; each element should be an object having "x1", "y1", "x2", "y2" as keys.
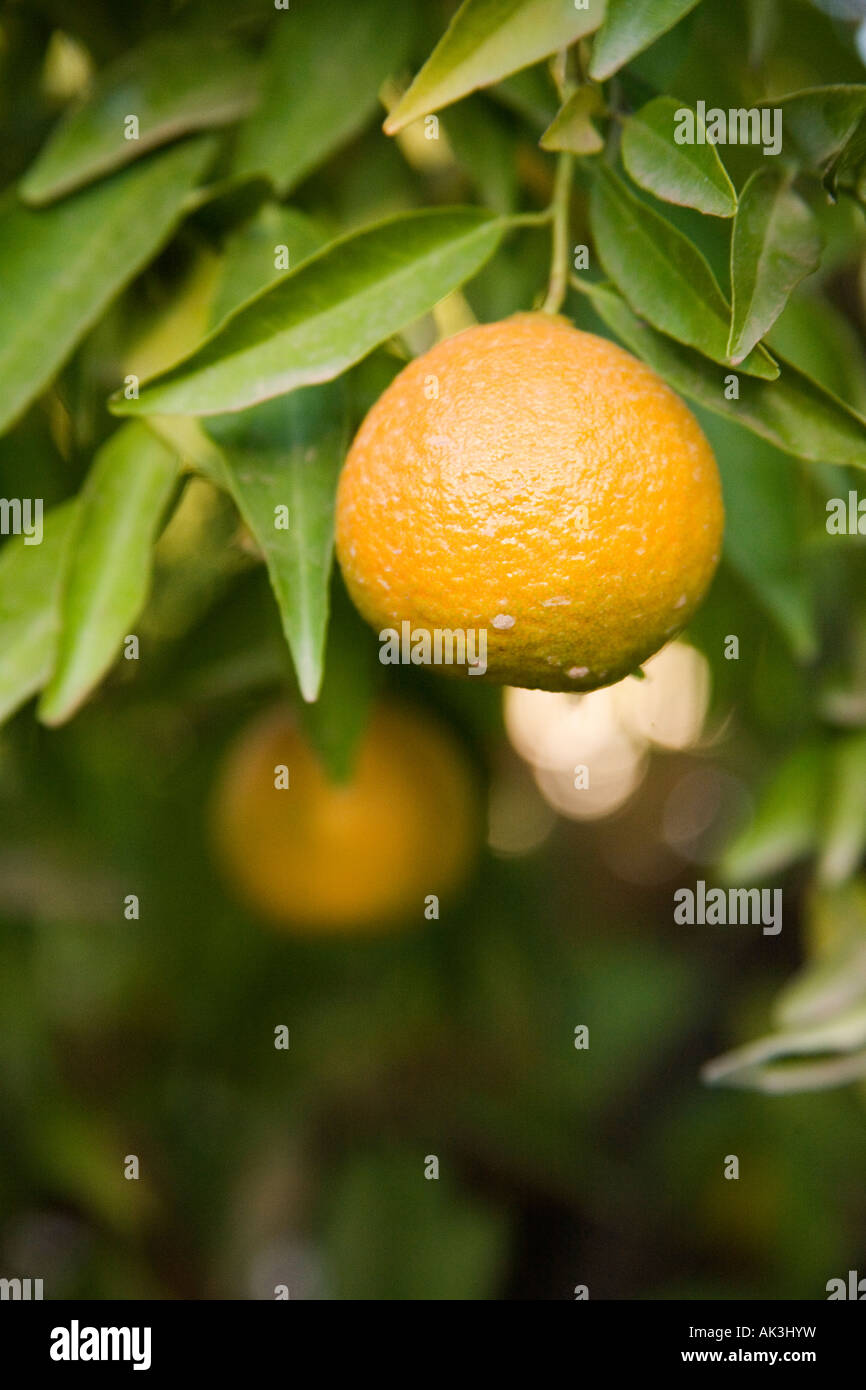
[
  {"x1": 384, "y1": 0, "x2": 605, "y2": 134},
  {"x1": 572, "y1": 279, "x2": 866, "y2": 466},
  {"x1": 232, "y1": 0, "x2": 413, "y2": 195},
  {"x1": 768, "y1": 293, "x2": 866, "y2": 414},
  {"x1": 540, "y1": 86, "x2": 604, "y2": 155},
  {"x1": 590, "y1": 0, "x2": 700, "y2": 81},
  {"x1": 589, "y1": 165, "x2": 777, "y2": 377},
  {"x1": 0, "y1": 138, "x2": 214, "y2": 437},
  {"x1": 38, "y1": 423, "x2": 179, "y2": 725},
  {"x1": 728, "y1": 169, "x2": 823, "y2": 365},
  {"x1": 0, "y1": 500, "x2": 80, "y2": 726},
  {"x1": 621, "y1": 96, "x2": 737, "y2": 217},
  {"x1": 111, "y1": 208, "x2": 506, "y2": 419},
  {"x1": 766, "y1": 85, "x2": 866, "y2": 170},
  {"x1": 490, "y1": 65, "x2": 558, "y2": 129},
  {"x1": 20, "y1": 32, "x2": 258, "y2": 205},
  {"x1": 204, "y1": 208, "x2": 346, "y2": 703},
  {"x1": 211, "y1": 205, "x2": 326, "y2": 324},
  {"x1": 443, "y1": 96, "x2": 518, "y2": 212},
  {"x1": 205, "y1": 388, "x2": 348, "y2": 704},
  {"x1": 696, "y1": 411, "x2": 816, "y2": 660}
]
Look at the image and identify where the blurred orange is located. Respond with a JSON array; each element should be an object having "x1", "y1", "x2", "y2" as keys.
[{"x1": 211, "y1": 701, "x2": 480, "y2": 932}]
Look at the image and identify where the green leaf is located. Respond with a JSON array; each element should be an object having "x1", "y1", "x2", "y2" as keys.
[
  {"x1": 826, "y1": 113, "x2": 866, "y2": 196},
  {"x1": 0, "y1": 138, "x2": 214, "y2": 437},
  {"x1": 817, "y1": 735, "x2": 866, "y2": 887},
  {"x1": 768, "y1": 293, "x2": 866, "y2": 414},
  {"x1": 490, "y1": 65, "x2": 558, "y2": 129},
  {"x1": 203, "y1": 207, "x2": 346, "y2": 704},
  {"x1": 589, "y1": 0, "x2": 700, "y2": 81},
  {"x1": 111, "y1": 207, "x2": 506, "y2": 419},
  {"x1": 211, "y1": 205, "x2": 326, "y2": 325},
  {"x1": 706, "y1": 879, "x2": 866, "y2": 1091},
  {"x1": 540, "y1": 85, "x2": 604, "y2": 155},
  {"x1": 443, "y1": 96, "x2": 518, "y2": 213},
  {"x1": 765, "y1": 85, "x2": 866, "y2": 171},
  {"x1": 701, "y1": 1007, "x2": 866, "y2": 1093},
  {"x1": 19, "y1": 32, "x2": 258, "y2": 206},
  {"x1": 205, "y1": 388, "x2": 348, "y2": 704},
  {"x1": 0, "y1": 501, "x2": 80, "y2": 727},
  {"x1": 572, "y1": 279, "x2": 866, "y2": 467},
  {"x1": 589, "y1": 165, "x2": 777, "y2": 378},
  {"x1": 620, "y1": 96, "x2": 737, "y2": 217},
  {"x1": 696, "y1": 411, "x2": 816, "y2": 660},
  {"x1": 384, "y1": 0, "x2": 605, "y2": 135},
  {"x1": 727, "y1": 169, "x2": 823, "y2": 365},
  {"x1": 232, "y1": 0, "x2": 413, "y2": 195},
  {"x1": 718, "y1": 743, "x2": 824, "y2": 881},
  {"x1": 37, "y1": 424, "x2": 179, "y2": 726}
]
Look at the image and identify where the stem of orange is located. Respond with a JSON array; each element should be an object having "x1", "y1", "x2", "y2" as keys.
[{"x1": 541, "y1": 150, "x2": 573, "y2": 315}]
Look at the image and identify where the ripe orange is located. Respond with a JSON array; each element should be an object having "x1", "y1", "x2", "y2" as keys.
[
  {"x1": 211, "y1": 701, "x2": 479, "y2": 932},
  {"x1": 335, "y1": 313, "x2": 724, "y2": 692}
]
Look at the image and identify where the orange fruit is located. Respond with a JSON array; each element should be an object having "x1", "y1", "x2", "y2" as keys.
[
  {"x1": 335, "y1": 313, "x2": 723, "y2": 692},
  {"x1": 211, "y1": 701, "x2": 479, "y2": 932}
]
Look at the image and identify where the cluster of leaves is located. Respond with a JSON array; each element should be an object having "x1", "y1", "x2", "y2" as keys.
[
  {"x1": 2, "y1": 0, "x2": 866, "y2": 1102},
  {"x1": 4, "y1": 0, "x2": 866, "y2": 1296},
  {"x1": 0, "y1": 0, "x2": 864, "y2": 723}
]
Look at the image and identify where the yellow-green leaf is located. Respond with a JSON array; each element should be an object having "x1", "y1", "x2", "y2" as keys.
[
  {"x1": 111, "y1": 208, "x2": 506, "y2": 419},
  {"x1": 385, "y1": 0, "x2": 605, "y2": 135},
  {"x1": 38, "y1": 424, "x2": 179, "y2": 725}
]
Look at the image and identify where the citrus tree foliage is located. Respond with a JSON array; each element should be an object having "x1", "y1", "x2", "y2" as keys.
[{"x1": 3, "y1": 0, "x2": 866, "y2": 1288}]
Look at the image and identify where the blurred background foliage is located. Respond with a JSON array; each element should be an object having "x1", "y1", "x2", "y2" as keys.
[{"x1": 1, "y1": 0, "x2": 866, "y2": 1299}]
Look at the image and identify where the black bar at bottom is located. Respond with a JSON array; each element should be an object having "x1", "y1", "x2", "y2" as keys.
[{"x1": 0, "y1": 1297, "x2": 861, "y2": 1374}]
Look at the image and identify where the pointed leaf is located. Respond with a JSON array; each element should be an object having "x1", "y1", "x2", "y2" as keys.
[
  {"x1": 701, "y1": 1009, "x2": 866, "y2": 1093},
  {"x1": 20, "y1": 32, "x2": 258, "y2": 206},
  {"x1": 0, "y1": 138, "x2": 214, "y2": 437},
  {"x1": 728, "y1": 169, "x2": 823, "y2": 365},
  {"x1": 38, "y1": 424, "x2": 179, "y2": 725},
  {"x1": 540, "y1": 86, "x2": 604, "y2": 155},
  {"x1": 589, "y1": 165, "x2": 777, "y2": 377},
  {"x1": 204, "y1": 208, "x2": 345, "y2": 703},
  {"x1": 205, "y1": 389, "x2": 347, "y2": 703},
  {"x1": 111, "y1": 208, "x2": 506, "y2": 419},
  {"x1": 384, "y1": 0, "x2": 605, "y2": 135},
  {"x1": 589, "y1": 0, "x2": 700, "y2": 81},
  {"x1": 572, "y1": 279, "x2": 866, "y2": 466},
  {"x1": 621, "y1": 96, "x2": 737, "y2": 217},
  {"x1": 233, "y1": 0, "x2": 413, "y2": 195},
  {"x1": 0, "y1": 501, "x2": 80, "y2": 727}
]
